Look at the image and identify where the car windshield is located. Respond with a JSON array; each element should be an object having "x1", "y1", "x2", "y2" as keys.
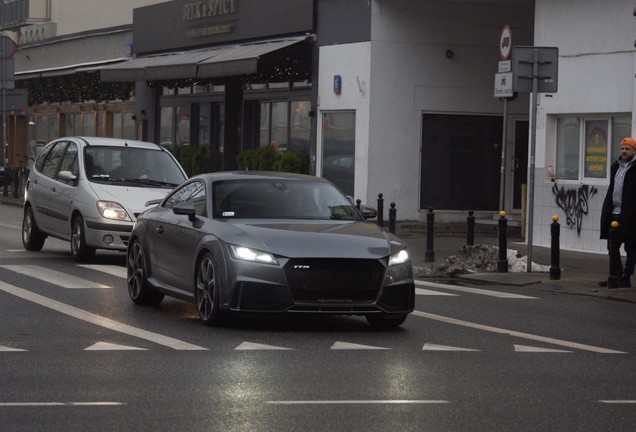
[
  {"x1": 84, "y1": 146, "x2": 185, "y2": 187},
  {"x1": 213, "y1": 179, "x2": 361, "y2": 220}
]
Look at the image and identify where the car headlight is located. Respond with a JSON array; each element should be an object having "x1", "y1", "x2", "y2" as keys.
[
  {"x1": 388, "y1": 249, "x2": 410, "y2": 266},
  {"x1": 230, "y1": 244, "x2": 278, "y2": 265},
  {"x1": 97, "y1": 201, "x2": 131, "y2": 221}
]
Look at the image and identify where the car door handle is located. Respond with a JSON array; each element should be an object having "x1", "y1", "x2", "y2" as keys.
[{"x1": 156, "y1": 226, "x2": 164, "y2": 234}]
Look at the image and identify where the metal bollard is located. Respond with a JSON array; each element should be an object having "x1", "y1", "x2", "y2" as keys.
[
  {"x1": 607, "y1": 220, "x2": 621, "y2": 289},
  {"x1": 376, "y1": 193, "x2": 384, "y2": 227},
  {"x1": 425, "y1": 207, "x2": 435, "y2": 262},
  {"x1": 497, "y1": 210, "x2": 508, "y2": 273},
  {"x1": 388, "y1": 202, "x2": 396, "y2": 234},
  {"x1": 466, "y1": 210, "x2": 475, "y2": 246},
  {"x1": 549, "y1": 215, "x2": 561, "y2": 280},
  {"x1": 355, "y1": 199, "x2": 361, "y2": 211}
]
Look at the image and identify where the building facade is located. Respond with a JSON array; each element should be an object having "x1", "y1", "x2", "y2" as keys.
[{"x1": 8, "y1": 0, "x2": 628, "y2": 254}]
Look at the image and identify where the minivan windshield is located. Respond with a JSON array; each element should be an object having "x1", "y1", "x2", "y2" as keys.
[{"x1": 85, "y1": 146, "x2": 186, "y2": 187}]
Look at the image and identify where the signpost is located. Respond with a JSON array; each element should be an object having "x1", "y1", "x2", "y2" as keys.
[
  {"x1": 495, "y1": 25, "x2": 513, "y2": 213},
  {"x1": 511, "y1": 45, "x2": 559, "y2": 271}
]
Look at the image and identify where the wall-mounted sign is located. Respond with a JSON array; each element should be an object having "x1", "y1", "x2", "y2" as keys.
[{"x1": 333, "y1": 75, "x2": 342, "y2": 95}]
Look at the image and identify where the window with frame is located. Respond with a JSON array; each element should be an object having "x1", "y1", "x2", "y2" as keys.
[{"x1": 555, "y1": 115, "x2": 631, "y2": 181}]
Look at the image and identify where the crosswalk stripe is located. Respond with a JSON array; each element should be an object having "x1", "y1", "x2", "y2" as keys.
[
  {"x1": 78, "y1": 264, "x2": 126, "y2": 279},
  {"x1": 416, "y1": 288, "x2": 458, "y2": 296},
  {"x1": 514, "y1": 344, "x2": 572, "y2": 353},
  {"x1": 0, "y1": 265, "x2": 111, "y2": 289},
  {"x1": 331, "y1": 341, "x2": 390, "y2": 350},
  {"x1": 0, "y1": 345, "x2": 26, "y2": 352},
  {"x1": 423, "y1": 343, "x2": 479, "y2": 352},
  {"x1": 235, "y1": 342, "x2": 293, "y2": 350},
  {"x1": 0, "y1": 280, "x2": 207, "y2": 351},
  {"x1": 415, "y1": 280, "x2": 538, "y2": 299},
  {"x1": 84, "y1": 342, "x2": 147, "y2": 351}
]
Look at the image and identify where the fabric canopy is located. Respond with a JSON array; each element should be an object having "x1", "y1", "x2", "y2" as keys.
[{"x1": 99, "y1": 36, "x2": 306, "y2": 81}]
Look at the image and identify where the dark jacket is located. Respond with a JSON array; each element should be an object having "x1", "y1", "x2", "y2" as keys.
[{"x1": 600, "y1": 158, "x2": 636, "y2": 240}]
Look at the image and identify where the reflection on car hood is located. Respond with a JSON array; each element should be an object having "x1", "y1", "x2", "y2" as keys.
[
  {"x1": 224, "y1": 220, "x2": 406, "y2": 259},
  {"x1": 89, "y1": 183, "x2": 172, "y2": 216}
]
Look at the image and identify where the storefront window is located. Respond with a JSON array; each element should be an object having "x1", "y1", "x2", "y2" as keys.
[
  {"x1": 160, "y1": 106, "x2": 174, "y2": 146},
  {"x1": 289, "y1": 101, "x2": 310, "y2": 154},
  {"x1": 259, "y1": 103, "x2": 271, "y2": 147},
  {"x1": 113, "y1": 112, "x2": 122, "y2": 138},
  {"x1": 321, "y1": 111, "x2": 355, "y2": 196},
  {"x1": 176, "y1": 106, "x2": 191, "y2": 146},
  {"x1": 84, "y1": 112, "x2": 96, "y2": 136},
  {"x1": 271, "y1": 102, "x2": 288, "y2": 152},
  {"x1": 556, "y1": 115, "x2": 631, "y2": 181},
  {"x1": 556, "y1": 117, "x2": 581, "y2": 180}
]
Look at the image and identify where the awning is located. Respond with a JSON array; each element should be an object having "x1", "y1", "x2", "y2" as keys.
[{"x1": 100, "y1": 36, "x2": 306, "y2": 82}]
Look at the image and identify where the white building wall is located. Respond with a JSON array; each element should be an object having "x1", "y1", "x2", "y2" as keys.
[
  {"x1": 531, "y1": 0, "x2": 636, "y2": 252},
  {"x1": 317, "y1": 42, "x2": 372, "y2": 202},
  {"x1": 363, "y1": 0, "x2": 533, "y2": 222}
]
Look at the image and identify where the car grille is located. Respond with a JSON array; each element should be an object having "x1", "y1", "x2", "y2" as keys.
[{"x1": 284, "y1": 258, "x2": 385, "y2": 303}]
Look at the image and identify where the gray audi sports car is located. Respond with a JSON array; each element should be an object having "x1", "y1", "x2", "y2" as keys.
[{"x1": 127, "y1": 171, "x2": 414, "y2": 328}]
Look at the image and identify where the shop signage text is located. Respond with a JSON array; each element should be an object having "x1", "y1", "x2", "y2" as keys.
[{"x1": 183, "y1": 0, "x2": 237, "y2": 21}]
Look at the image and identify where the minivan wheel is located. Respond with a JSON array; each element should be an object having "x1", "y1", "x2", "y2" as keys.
[
  {"x1": 22, "y1": 206, "x2": 46, "y2": 251},
  {"x1": 71, "y1": 214, "x2": 95, "y2": 261}
]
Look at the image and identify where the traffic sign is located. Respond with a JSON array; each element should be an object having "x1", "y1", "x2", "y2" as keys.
[
  {"x1": 499, "y1": 25, "x2": 512, "y2": 60},
  {"x1": 494, "y1": 72, "x2": 513, "y2": 98},
  {"x1": 512, "y1": 46, "x2": 559, "y2": 93}
]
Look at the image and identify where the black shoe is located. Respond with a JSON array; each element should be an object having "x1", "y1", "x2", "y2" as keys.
[
  {"x1": 620, "y1": 275, "x2": 632, "y2": 288},
  {"x1": 599, "y1": 280, "x2": 608, "y2": 287}
]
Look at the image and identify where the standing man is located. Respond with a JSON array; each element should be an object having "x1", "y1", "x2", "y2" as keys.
[{"x1": 600, "y1": 137, "x2": 636, "y2": 287}]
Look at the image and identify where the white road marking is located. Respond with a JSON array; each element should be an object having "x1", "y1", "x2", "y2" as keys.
[
  {"x1": 266, "y1": 400, "x2": 449, "y2": 405},
  {"x1": 235, "y1": 342, "x2": 293, "y2": 350},
  {"x1": 0, "y1": 402, "x2": 124, "y2": 407},
  {"x1": 416, "y1": 288, "x2": 458, "y2": 296},
  {"x1": 599, "y1": 400, "x2": 636, "y2": 404},
  {"x1": 514, "y1": 344, "x2": 572, "y2": 353},
  {"x1": 6, "y1": 249, "x2": 26, "y2": 253},
  {"x1": 422, "y1": 343, "x2": 479, "y2": 352},
  {"x1": 0, "y1": 345, "x2": 26, "y2": 352},
  {"x1": 84, "y1": 342, "x2": 147, "y2": 351},
  {"x1": 415, "y1": 280, "x2": 538, "y2": 299},
  {"x1": 412, "y1": 310, "x2": 626, "y2": 354},
  {"x1": 0, "y1": 265, "x2": 111, "y2": 289},
  {"x1": 79, "y1": 264, "x2": 126, "y2": 279},
  {"x1": 0, "y1": 281, "x2": 207, "y2": 351},
  {"x1": 331, "y1": 341, "x2": 390, "y2": 350}
]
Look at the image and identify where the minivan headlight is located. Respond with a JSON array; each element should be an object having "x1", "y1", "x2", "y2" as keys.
[
  {"x1": 97, "y1": 201, "x2": 131, "y2": 221},
  {"x1": 388, "y1": 249, "x2": 410, "y2": 266}
]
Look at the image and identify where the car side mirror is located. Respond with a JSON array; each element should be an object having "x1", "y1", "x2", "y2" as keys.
[
  {"x1": 58, "y1": 170, "x2": 77, "y2": 183},
  {"x1": 359, "y1": 205, "x2": 377, "y2": 220},
  {"x1": 173, "y1": 201, "x2": 196, "y2": 221}
]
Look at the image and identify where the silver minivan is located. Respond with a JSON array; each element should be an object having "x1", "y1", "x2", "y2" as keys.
[{"x1": 22, "y1": 137, "x2": 188, "y2": 261}]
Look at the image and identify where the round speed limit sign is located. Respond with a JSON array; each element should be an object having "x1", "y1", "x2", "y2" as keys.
[{"x1": 499, "y1": 25, "x2": 512, "y2": 60}]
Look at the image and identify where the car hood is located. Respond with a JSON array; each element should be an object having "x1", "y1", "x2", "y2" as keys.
[
  {"x1": 221, "y1": 220, "x2": 408, "y2": 259},
  {"x1": 88, "y1": 182, "x2": 173, "y2": 217}
]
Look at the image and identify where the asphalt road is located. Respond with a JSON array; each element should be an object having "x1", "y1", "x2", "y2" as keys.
[{"x1": 1, "y1": 203, "x2": 635, "y2": 431}]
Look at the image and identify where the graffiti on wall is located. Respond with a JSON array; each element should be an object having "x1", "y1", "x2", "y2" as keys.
[{"x1": 552, "y1": 183, "x2": 598, "y2": 235}]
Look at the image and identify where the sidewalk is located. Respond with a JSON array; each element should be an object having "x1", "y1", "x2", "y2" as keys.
[
  {"x1": 3, "y1": 192, "x2": 635, "y2": 304},
  {"x1": 398, "y1": 228, "x2": 636, "y2": 304}
]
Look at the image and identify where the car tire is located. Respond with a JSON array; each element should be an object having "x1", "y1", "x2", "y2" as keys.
[
  {"x1": 365, "y1": 313, "x2": 408, "y2": 328},
  {"x1": 127, "y1": 239, "x2": 164, "y2": 305},
  {"x1": 22, "y1": 206, "x2": 46, "y2": 251},
  {"x1": 195, "y1": 252, "x2": 224, "y2": 326},
  {"x1": 71, "y1": 215, "x2": 96, "y2": 262}
]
